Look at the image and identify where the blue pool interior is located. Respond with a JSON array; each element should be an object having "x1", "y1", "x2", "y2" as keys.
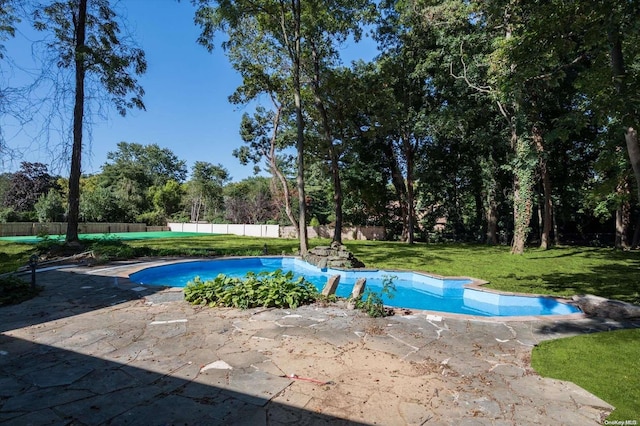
[{"x1": 129, "y1": 257, "x2": 581, "y2": 317}]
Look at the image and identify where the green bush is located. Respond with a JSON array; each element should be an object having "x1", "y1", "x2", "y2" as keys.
[
  {"x1": 354, "y1": 276, "x2": 396, "y2": 317},
  {"x1": 184, "y1": 269, "x2": 319, "y2": 309},
  {"x1": 0, "y1": 275, "x2": 41, "y2": 306},
  {"x1": 136, "y1": 210, "x2": 166, "y2": 226},
  {"x1": 0, "y1": 207, "x2": 19, "y2": 223}
]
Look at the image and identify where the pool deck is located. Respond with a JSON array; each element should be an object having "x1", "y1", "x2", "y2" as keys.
[{"x1": 1, "y1": 259, "x2": 638, "y2": 425}]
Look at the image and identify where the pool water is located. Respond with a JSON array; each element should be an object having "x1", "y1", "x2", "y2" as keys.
[{"x1": 129, "y1": 257, "x2": 581, "y2": 317}]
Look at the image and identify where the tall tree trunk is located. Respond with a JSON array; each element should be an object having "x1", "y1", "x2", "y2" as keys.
[
  {"x1": 480, "y1": 156, "x2": 498, "y2": 245},
  {"x1": 267, "y1": 104, "x2": 298, "y2": 233},
  {"x1": 66, "y1": 0, "x2": 87, "y2": 246},
  {"x1": 290, "y1": 0, "x2": 307, "y2": 254},
  {"x1": 632, "y1": 214, "x2": 640, "y2": 248},
  {"x1": 553, "y1": 207, "x2": 560, "y2": 246},
  {"x1": 310, "y1": 42, "x2": 343, "y2": 243},
  {"x1": 615, "y1": 203, "x2": 630, "y2": 249},
  {"x1": 510, "y1": 122, "x2": 534, "y2": 254},
  {"x1": 533, "y1": 126, "x2": 553, "y2": 249},
  {"x1": 329, "y1": 143, "x2": 343, "y2": 243},
  {"x1": 404, "y1": 136, "x2": 416, "y2": 244},
  {"x1": 615, "y1": 178, "x2": 630, "y2": 249},
  {"x1": 383, "y1": 140, "x2": 409, "y2": 240},
  {"x1": 609, "y1": 28, "x2": 640, "y2": 243},
  {"x1": 294, "y1": 90, "x2": 307, "y2": 253},
  {"x1": 504, "y1": 13, "x2": 533, "y2": 254},
  {"x1": 625, "y1": 127, "x2": 640, "y2": 207},
  {"x1": 485, "y1": 199, "x2": 498, "y2": 245},
  {"x1": 271, "y1": 164, "x2": 298, "y2": 232}
]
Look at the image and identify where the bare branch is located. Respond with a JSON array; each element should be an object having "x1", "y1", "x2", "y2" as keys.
[
  {"x1": 523, "y1": 53, "x2": 588, "y2": 84},
  {"x1": 449, "y1": 41, "x2": 492, "y2": 94}
]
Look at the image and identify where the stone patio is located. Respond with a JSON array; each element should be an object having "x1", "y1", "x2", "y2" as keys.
[{"x1": 1, "y1": 260, "x2": 638, "y2": 425}]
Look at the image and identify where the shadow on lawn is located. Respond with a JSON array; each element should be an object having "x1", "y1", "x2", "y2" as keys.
[
  {"x1": 526, "y1": 246, "x2": 640, "y2": 261},
  {"x1": 518, "y1": 262, "x2": 640, "y2": 304},
  {"x1": 533, "y1": 317, "x2": 640, "y2": 337},
  {"x1": 347, "y1": 241, "x2": 452, "y2": 269},
  {"x1": 0, "y1": 244, "x2": 35, "y2": 274}
]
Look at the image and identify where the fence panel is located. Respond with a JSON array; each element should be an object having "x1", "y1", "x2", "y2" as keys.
[{"x1": 0, "y1": 222, "x2": 154, "y2": 237}]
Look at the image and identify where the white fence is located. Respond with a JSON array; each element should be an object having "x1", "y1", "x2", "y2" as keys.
[
  {"x1": 168, "y1": 223, "x2": 385, "y2": 240},
  {"x1": 168, "y1": 222, "x2": 280, "y2": 238}
]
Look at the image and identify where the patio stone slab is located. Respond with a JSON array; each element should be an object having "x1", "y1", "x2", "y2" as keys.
[{"x1": 1, "y1": 262, "x2": 636, "y2": 425}]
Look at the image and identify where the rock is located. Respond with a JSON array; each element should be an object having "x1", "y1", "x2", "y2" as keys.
[
  {"x1": 322, "y1": 275, "x2": 341, "y2": 296},
  {"x1": 572, "y1": 294, "x2": 640, "y2": 320},
  {"x1": 303, "y1": 243, "x2": 365, "y2": 269},
  {"x1": 347, "y1": 279, "x2": 366, "y2": 310}
]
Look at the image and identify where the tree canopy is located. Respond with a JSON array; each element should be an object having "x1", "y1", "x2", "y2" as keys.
[{"x1": 1, "y1": 0, "x2": 639, "y2": 252}]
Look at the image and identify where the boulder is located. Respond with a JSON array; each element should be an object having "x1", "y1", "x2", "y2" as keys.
[
  {"x1": 303, "y1": 242, "x2": 365, "y2": 269},
  {"x1": 322, "y1": 275, "x2": 341, "y2": 296},
  {"x1": 572, "y1": 294, "x2": 640, "y2": 320}
]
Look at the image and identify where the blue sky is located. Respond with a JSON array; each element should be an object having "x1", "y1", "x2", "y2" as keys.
[{"x1": 1, "y1": 0, "x2": 377, "y2": 182}]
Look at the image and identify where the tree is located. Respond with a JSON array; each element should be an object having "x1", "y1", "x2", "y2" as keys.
[
  {"x1": 194, "y1": 0, "x2": 309, "y2": 252},
  {"x1": 185, "y1": 161, "x2": 228, "y2": 222},
  {"x1": 102, "y1": 142, "x2": 187, "y2": 188},
  {"x1": 98, "y1": 142, "x2": 187, "y2": 220},
  {"x1": 2, "y1": 161, "x2": 56, "y2": 212},
  {"x1": 574, "y1": 0, "x2": 640, "y2": 245},
  {"x1": 34, "y1": 188, "x2": 65, "y2": 222},
  {"x1": 0, "y1": 1, "x2": 18, "y2": 58},
  {"x1": 80, "y1": 184, "x2": 121, "y2": 222},
  {"x1": 235, "y1": 107, "x2": 299, "y2": 231},
  {"x1": 33, "y1": 0, "x2": 146, "y2": 245},
  {"x1": 224, "y1": 177, "x2": 276, "y2": 224},
  {"x1": 193, "y1": 0, "x2": 373, "y2": 253}
]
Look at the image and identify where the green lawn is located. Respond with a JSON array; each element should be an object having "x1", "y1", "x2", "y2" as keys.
[
  {"x1": 0, "y1": 241, "x2": 36, "y2": 274},
  {"x1": 347, "y1": 241, "x2": 640, "y2": 304},
  {"x1": 532, "y1": 329, "x2": 640, "y2": 421}
]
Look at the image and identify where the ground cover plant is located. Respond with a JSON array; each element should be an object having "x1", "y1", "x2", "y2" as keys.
[
  {"x1": 0, "y1": 275, "x2": 42, "y2": 306},
  {"x1": 184, "y1": 269, "x2": 318, "y2": 309},
  {"x1": 532, "y1": 328, "x2": 640, "y2": 421}
]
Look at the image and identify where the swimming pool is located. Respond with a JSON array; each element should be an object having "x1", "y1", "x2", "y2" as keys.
[{"x1": 129, "y1": 257, "x2": 581, "y2": 317}]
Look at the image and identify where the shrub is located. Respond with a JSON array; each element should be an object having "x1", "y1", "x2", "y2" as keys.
[
  {"x1": 0, "y1": 275, "x2": 41, "y2": 306},
  {"x1": 184, "y1": 269, "x2": 319, "y2": 309},
  {"x1": 136, "y1": 210, "x2": 166, "y2": 226},
  {"x1": 354, "y1": 276, "x2": 397, "y2": 317}
]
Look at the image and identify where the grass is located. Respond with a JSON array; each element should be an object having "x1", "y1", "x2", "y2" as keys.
[
  {"x1": 346, "y1": 241, "x2": 640, "y2": 304},
  {"x1": 532, "y1": 329, "x2": 640, "y2": 421},
  {"x1": 0, "y1": 241, "x2": 36, "y2": 274},
  {"x1": 126, "y1": 234, "x2": 309, "y2": 257}
]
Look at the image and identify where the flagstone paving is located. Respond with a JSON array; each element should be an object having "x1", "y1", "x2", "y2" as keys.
[{"x1": 1, "y1": 260, "x2": 638, "y2": 425}]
